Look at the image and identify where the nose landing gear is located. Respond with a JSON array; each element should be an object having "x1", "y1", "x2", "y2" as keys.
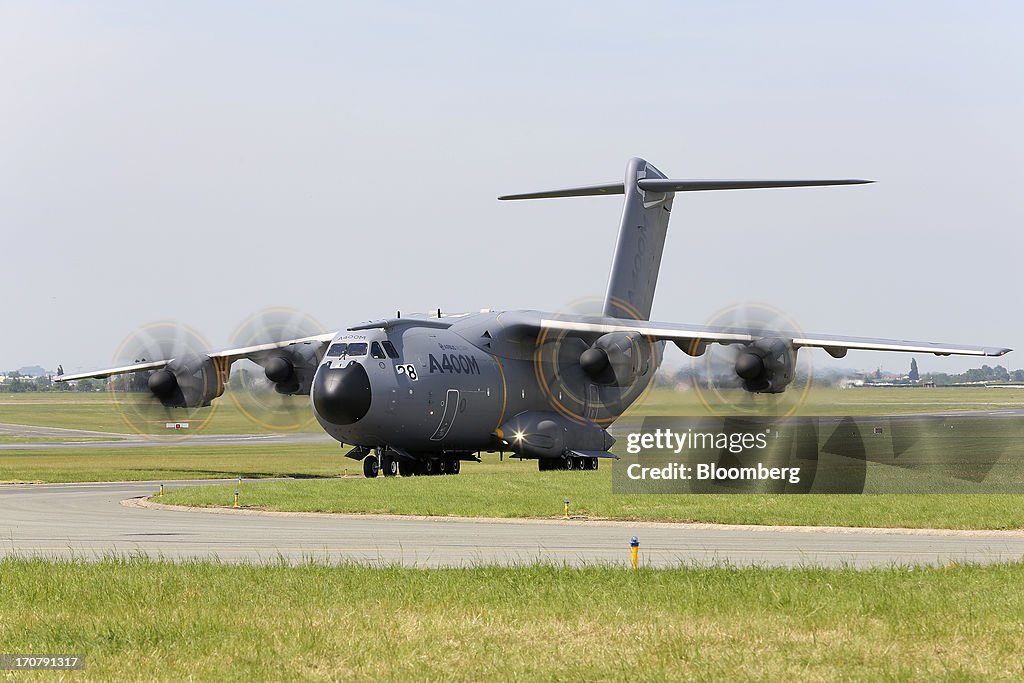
[
  {"x1": 361, "y1": 450, "x2": 399, "y2": 478},
  {"x1": 362, "y1": 454, "x2": 380, "y2": 478}
]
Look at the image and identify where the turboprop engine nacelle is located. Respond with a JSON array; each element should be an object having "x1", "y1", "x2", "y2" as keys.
[
  {"x1": 256, "y1": 344, "x2": 322, "y2": 396},
  {"x1": 734, "y1": 337, "x2": 796, "y2": 394},
  {"x1": 579, "y1": 331, "x2": 650, "y2": 386},
  {"x1": 146, "y1": 354, "x2": 227, "y2": 408}
]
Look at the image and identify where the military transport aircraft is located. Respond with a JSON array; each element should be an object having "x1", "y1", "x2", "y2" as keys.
[{"x1": 57, "y1": 158, "x2": 1011, "y2": 478}]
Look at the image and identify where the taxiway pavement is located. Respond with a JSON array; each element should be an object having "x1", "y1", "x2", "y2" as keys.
[{"x1": 3, "y1": 479, "x2": 1024, "y2": 568}]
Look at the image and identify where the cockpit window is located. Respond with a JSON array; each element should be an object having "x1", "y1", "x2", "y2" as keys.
[
  {"x1": 370, "y1": 342, "x2": 386, "y2": 359},
  {"x1": 326, "y1": 343, "x2": 347, "y2": 357},
  {"x1": 381, "y1": 341, "x2": 400, "y2": 359},
  {"x1": 346, "y1": 342, "x2": 368, "y2": 357}
]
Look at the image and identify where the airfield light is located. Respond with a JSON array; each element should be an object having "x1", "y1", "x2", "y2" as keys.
[
  {"x1": 234, "y1": 490, "x2": 240, "y2": 509},
  {"x1": 564, "y1": 497, "x2": 570, "y2": 519},
  {"x1": 630, "y1": 536, "x2": 639, "y2": 571},
  {"x1": 513, "y1": 430, "x2": 525, "y2": 443}
]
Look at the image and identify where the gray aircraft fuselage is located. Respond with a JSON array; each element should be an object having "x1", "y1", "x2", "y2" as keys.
[{"x1": 311, "y1": 310, "x2": 662, "y2": 457}]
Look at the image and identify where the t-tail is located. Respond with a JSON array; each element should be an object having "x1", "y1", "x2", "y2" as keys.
[{"x1": 499, "y1": 158, "x2": 872, "y2": 321}]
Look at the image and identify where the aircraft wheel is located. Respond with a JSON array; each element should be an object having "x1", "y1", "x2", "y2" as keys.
[
  {"x1": 438, "y1": 458, "x2": 449, "y2": 475},
  {"x1": 362, "y1": 455, "x2": 379, "y2": 478},
  {"x1": 564, "y1": 456, "x2": 574, "y2": 471},
  {"x1": 588, "y1": 457, "x2": 599, "y2": 470},
  {"x1": 380, "y1": 452, "x2": 398, "y2": 477},
  {"x1": 449, "y1": 458, "x2": 461, "y2": 474},
  {"x1": 398, "y1": 460, "x2": 415, "y2": 477},
  {"x1": 423, "y1": 459, "x2": 436, "y2": 476}
]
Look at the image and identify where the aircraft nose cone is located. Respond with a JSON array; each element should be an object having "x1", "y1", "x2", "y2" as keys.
[{"x1": 312, "y1": 362, "x2": 372, "y2": 425}]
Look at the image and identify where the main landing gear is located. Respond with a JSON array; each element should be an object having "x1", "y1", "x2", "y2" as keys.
[
  {"x1": 361, "y1": 451, "x2": 462, "y2": 478},
  {"x1": 538, "y1": 455, "x2": 600, "y2": 471}
]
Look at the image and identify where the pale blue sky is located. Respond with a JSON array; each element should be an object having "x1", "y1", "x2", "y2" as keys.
[{"x1": 2, "y1": 1, "x2": 1021, "y2": 374}]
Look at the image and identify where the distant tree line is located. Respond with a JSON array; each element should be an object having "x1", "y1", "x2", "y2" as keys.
[
  {"x1": 657, "y1": 361, "x2": 1023, "y2": 388},
  {"x1": 0, "y1": 371, "x2": 98, "y2": 393},
  {"x1": 923, "y1": 364, "x2": 1022, "y2": 385}
]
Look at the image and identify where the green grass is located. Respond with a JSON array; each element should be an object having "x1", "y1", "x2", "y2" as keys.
[
  {"x1": 629, "y1": 384, "x2": 1024, "y2": 417},
  {"x1": 0, "y1": 392, "x2": 320, "y2": 435},
  {"x1": 0, "y1": 443, "x2": 357, "y2": 484},
  {"x1": 2, "y1": 386, "x2": 1022, "y2": 438},
  {"x1": 1, "y1": 558, "x2": 1022, "y2": 681},
  {"x1": 161, "y1": 459, "x2": 1024, "y2": 529}
]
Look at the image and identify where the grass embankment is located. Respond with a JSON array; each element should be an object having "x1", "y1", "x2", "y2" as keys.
[
  {"x1": 1, "y1": 559, "x2": 1022, "y2": 681},
  {"x1": 161, "y1": 462, "x2": 1024, "y2": 529}
]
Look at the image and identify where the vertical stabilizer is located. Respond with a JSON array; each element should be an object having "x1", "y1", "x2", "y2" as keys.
[
  {"x1": 497, "y1": 160, "x2": 872, "y2": 322},
  {"x1": 603, "y1": 158, "x2": 672, "y2": 320}
]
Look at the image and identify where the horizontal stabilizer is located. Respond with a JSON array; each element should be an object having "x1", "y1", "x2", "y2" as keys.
[
  {"x1": 498, "y1": 183, "x2": 625, "y2": 200},
  {"x1": 637, "y1": 178, "x2": 873, "y2": 192},
  {"x1": 499, "y1": 178, "x2": 872, "y2": 200}
]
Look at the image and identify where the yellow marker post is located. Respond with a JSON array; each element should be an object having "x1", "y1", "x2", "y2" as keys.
[
  {"x1": 233, "y1": 490, "x2": 239, "y2": 509},
  {"x1": 563, "y1": 497, "x2": 570, "y2": 519},
  {"x1": 159, "y1": 484, "x2": 164, "y2": 497},
  {"x1": 630, "y1": 536, "x2": 639, "y2": 571}
]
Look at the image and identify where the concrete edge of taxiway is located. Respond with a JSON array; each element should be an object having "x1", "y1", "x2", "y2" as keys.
[{"x1": 125, "y1": 496, "x2": 1024, "y2": 538}]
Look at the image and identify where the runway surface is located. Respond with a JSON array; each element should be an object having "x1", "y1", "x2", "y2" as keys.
[
  {"x1": 0, "y1": 422, "x2": 332, "y2": 450},
  {"x1": 3, "y1": 479, "x2": 1024, "y2": 568}
]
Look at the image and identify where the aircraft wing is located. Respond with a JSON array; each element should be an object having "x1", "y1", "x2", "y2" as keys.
[
  {"x1": 57, "y1": 360, "x2": 171, "y2": 382},
  {"x1": 538, "y1": 316, "x2": 1011, "y2": 358},
  {"x1": 54, "y1": 333, "x2": 337, "y2": 382}
]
